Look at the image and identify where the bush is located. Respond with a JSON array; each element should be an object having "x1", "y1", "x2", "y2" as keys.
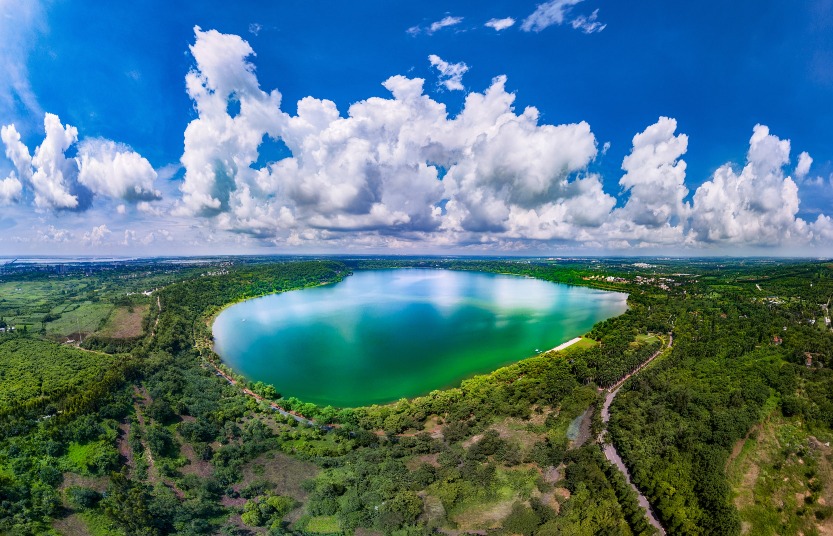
[{"x1": 67, "y1": 486, "x2": 102, "y2": 508}]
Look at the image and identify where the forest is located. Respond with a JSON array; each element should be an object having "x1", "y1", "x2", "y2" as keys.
[{"x1": 0, "y1": 257, "x2": 831, "y2": 535}]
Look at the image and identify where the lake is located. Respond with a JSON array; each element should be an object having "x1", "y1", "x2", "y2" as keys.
[{"x1": 212, "y1": 269, "x2": 628, "y2": 407}]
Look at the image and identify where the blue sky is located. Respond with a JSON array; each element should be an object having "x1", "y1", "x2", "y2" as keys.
[{"x1": 1, "y1": 0, "x2": 833, "y2": 255}]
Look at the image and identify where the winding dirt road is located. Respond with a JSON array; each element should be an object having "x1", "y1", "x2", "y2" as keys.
[{"x1": 599, "y1": 334, "x2": 672, "y2": 535}]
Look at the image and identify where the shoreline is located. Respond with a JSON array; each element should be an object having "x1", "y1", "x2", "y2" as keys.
[{"x1": 549, "y1": 336, "x2": 583, "y2": 353}]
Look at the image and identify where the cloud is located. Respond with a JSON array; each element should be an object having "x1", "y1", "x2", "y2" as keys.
[
  {"x1": 0, "y1": 175, "x2": 21, "y2": 204},
  {"x1": 521, "y1": 0, "x2": 584, "y2": 32},
  {"x1": 37, "y1": 225, "x2": 72, "y2": 243},
  {"x1": 177, "y1": 26, "x2": 284, "y2": 217},
  {"x1": 408, "y1": 15, "x2": 463, "y2": 36},
  {"x1": 429, "y1": 15, "x2": 463, "y2": 34},
  {"x1": 795, "y1": 151, "x2": 812, "y2": 179},
  {"x1": 605, "y1": 117, "x2": 690, "y2": 245},
  {"x1": 428, "y1": 55, "x2": 470, "y2": 91},
  {"x1": 571, "y1": 9, "x2": 606, "y2": 34},
  {"x1": 485, "y1": 17, "x2": 516, "y2": 31},
  {"x1": 0, "y1": 0, "x2": 44, "y2": 123},
  {"x1": 175, "y1": 28, "x2": 612, "y2": 247},
  {"x1": 795, "y1": 150, "x2": 812, "y2": 180},
  {"x1": 1, "y1": 113, "x2": 163, "y2": 211},
  {"x1": 1, "y1": 114, "x2": 80, "y2": 209},
  {"x1": 689, "y1": 125, "x2": 809, "y2": 246},
  {"x1": 82, "y1": 224, "x2": 111, "y2": 246},
  {"x1": 441, "y1": 76, "x2": 609, "y2": 239},
  {"x1": 6, "y1": 26, "x2": 833, "y2": 255},
  {"x1": 76, "y1": 139, "x2": 161, "y2": 201}
]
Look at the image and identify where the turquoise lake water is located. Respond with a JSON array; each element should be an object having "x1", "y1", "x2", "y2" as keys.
[{"x1": 212, "y1": 269, "x2": 628, "y2": 407}]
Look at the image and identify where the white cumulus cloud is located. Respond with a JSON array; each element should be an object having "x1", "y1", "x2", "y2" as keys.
[
  {"x1": 177, "y1": 26, "x2": 284, "y2": 218},
  {"x1": 1, "y1": 114, "x2": 79, "y2": 209},
  {"x1": 175, "y1": 28, "x2": 611, "y2": 247},
  {"x1": 428, "y1": 55, "x2": 470, "y2": 91},
  {"x1": 37, "y1": 225, "x2": 72, "y2": 243},
  {"x1": 77, "y1": 139, "x2": 161, "y2": 201},
  {"x1": 604, "y1": 117, "x2": 690, "y2": 245},
  {"x1": 0, "y1": 175, "x2": 21, "y2": 204},
  {"x1": 83, "y1": 224, "x2": 111, "y2": 246},
  {"x1": 1, "y1": 113, "x2": 163, "y2": 211},
  {"x1": 794, "y1": 150, "x2": 812, "y2": 181},
  {"x1": 689, "y1": 125, "x2": 809, "y2": 246}
]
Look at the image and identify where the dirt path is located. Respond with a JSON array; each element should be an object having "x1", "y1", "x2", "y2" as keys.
[
  {"x1": 131, "y1": 386, "x2": 186, "y2": 499},
  {"x1": 208, "y1": 362, "x2": 321, "y2": 428},
  {"x1": 149, "y1": 294, "x2": 161, "y2": 338},
  {"x1": 599, "y1": 334, "x2": 672, "y2": 535},
  {"x1": 132, "y1": 386, "x2": 158, "y2": 485}
]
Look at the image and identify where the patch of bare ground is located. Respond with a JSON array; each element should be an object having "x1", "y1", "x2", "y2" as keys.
[
  {"x1": 730, "y1": 418, "x2": 775, "y2": 513},
  {"x1": 224, "y1": 511, "x2": 268, "y2": 534},
  {"x1": 538, "y1": 492, "x2": 561, "y2": 513},
  {"x1": 117, "y1": 422, "x2": 133, "y2": 473},
  {"x1": 221, "y1": 494, "x2": 247, "y2": 509},
  {"x1": 52, "y1": 512, "x2": 94, "y2": 536},
  {"x1": 355, "y1": 528, "x2": 384, "y2": 536},
  {"x1": 526, "y1": 405, "x2": 554, "y2": 427},
  {"x1": 407, "y1": 453, "x2": 441, "y2": 471},
  {"x1": 727, "y1": 423, "x2": 762, "y2": 470},
  {"x1": 735, "y1": 464, "x2": 760, "y2": 510},
  {"x1": 423, "y1": 415, "x2": 444, "y2": 439},
  {"x1": 462, "y1": 433, "x2": 483, "y2": 448},
  {"x1": 554, "y1": 487, "x2": 572, "y2": 501},
  {"x1": 100, "y1": 305, "x2": 150, "y2": 338},
  {"x1": 474, "y1": 416, "x2": 548, "y2": 459},
  {"x1": 542, "y1": 464, "x2": 562, "y2": 485},
  {"x1": 420, "y1": 492, "x2": 447, "y2": 527},
  {"x1": 570, "y1": 408, "x2": 593, "y2": 449},
  {"x1": 59, "y1": 473, "x2": 109, "y2": 492},
  {"x1": 134, "y1": 385, "x2": 152, "y2": 407},
  {"x1": 449, "y1": 498, "x2": 517, "y2": 533},
  {"x1": 237, "y1": 451, "x2": 319, "y2": 502},
  {"x1": 177, "y1": 437, "x2": 213, "y2": 479}
]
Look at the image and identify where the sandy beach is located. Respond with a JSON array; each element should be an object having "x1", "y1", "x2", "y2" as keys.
[{"x1": 550, "y1": 336, "x2": 583, "y2": 353}]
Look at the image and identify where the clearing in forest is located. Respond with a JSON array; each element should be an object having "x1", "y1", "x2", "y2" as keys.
[
  {"x1": 98, "y1": 304, "x2": 150, "y2": 338},
  {"x1": 727, "y1": 412, "x2": 833, "y2": 535}
]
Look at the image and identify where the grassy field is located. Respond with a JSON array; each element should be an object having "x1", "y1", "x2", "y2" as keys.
[
  {"x1": 239, "y1": 451, "x2": 319, "y2": 502},
  {"x1": 727, "y1": 411, "x2": 833, "y2": 535},
  {"x1": 553, "y1": 336, "x2": 598, "y2": 355},
  {"x1": 45, "y1": 302, "x2": 114, "y2": 338},
  {"x1": 634, "y1": 333, "x2": 661, "y2": 345},
  {"x1": 304, "y1": 515, "x2": 341, "y2": 534},
  {"x1": 98, "y1": 305, "x2": 149, "y2": 338},
  {"x1": 0, "y1": 278, "x2": 95, "y2": 330}
]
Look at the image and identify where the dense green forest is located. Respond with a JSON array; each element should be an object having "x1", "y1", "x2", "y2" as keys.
[{"x1": 0, "y1": 257, "x2": 831, "y2": 535}]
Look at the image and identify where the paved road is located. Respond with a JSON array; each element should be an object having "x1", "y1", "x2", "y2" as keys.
[{"x1": 599, "y1": 334, "x2": 672, "y2": 535}]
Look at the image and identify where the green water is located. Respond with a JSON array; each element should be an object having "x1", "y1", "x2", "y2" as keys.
[{"x1": 212, "y1": 269, "x2": 627, "y2": 407}]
